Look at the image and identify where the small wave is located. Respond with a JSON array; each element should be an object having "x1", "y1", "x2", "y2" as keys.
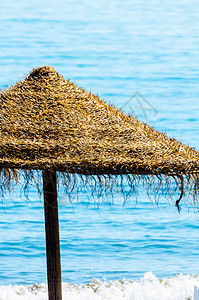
[{"x1": 0, "y1": 272, "x2": 199, "y2": 300}]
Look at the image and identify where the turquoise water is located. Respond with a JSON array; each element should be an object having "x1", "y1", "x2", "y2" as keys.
[{"x1": 1, "y1": 0, "x2": 199, "y2": 289}]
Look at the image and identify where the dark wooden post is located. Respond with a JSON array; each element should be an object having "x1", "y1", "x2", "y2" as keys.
[{"x1": 43, "y1": 170, "x2": 62, "y2": 300}]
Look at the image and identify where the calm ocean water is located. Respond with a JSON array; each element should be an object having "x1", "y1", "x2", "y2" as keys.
[{"x1": 1, "y1": 0, "x2": 199, "y2": 299}]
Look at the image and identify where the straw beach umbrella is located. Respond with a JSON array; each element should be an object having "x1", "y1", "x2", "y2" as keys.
[{"x1": 0, "y1": 66, "x2": 199, "y2": 300}]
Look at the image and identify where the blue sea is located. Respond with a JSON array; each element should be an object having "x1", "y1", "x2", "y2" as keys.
[{"x1": 0, "y1": 0, "x2": 199, "y2": 299}]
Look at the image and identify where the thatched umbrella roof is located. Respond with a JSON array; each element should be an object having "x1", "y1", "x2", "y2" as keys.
[
  {"x1": 1, "y1": 66, "x2": 199, "y2": 300},
  {"x1": 0, "y1": 65, "x2": 199, "y2": 176}
]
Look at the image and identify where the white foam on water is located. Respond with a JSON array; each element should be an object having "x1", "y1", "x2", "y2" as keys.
[{"x1": 1, "y1": 272, "x2": 199, "y2": 300}]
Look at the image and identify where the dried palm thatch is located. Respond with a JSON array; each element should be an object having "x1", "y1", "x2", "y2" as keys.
[
  {"x1": 0, "y1": 65, "x2": 198, "y2": 212},
  {"x1": 0, "y1": 66, "x2": 199, "y2": 208}
]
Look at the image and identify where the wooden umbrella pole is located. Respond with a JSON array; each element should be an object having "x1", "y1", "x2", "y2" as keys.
[{"x1": 43, "y1": 170, "x2": 62, "y2": 300}]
